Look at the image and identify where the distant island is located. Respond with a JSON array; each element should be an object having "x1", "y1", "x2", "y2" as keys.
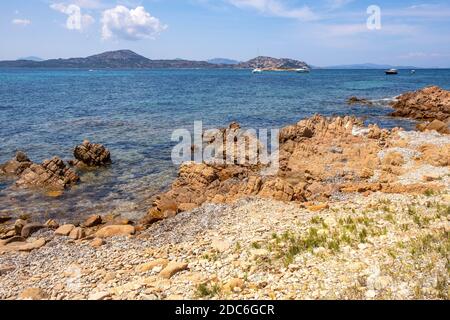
[
  {"x1": 0, "y1": 50, "x2": 310, "y2": 70},
  {"x1": 236, "y1": 56, "x2": 310, "y2": 71}
]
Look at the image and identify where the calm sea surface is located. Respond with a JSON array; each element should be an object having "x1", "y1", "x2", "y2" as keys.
[{"x1": 1, "y1": 68, "x2": 449, "y2": 221}]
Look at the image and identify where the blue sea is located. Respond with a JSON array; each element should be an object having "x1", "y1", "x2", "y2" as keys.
[{"x1": 1, "y1": 68, "x2": 449, "y2": 221}]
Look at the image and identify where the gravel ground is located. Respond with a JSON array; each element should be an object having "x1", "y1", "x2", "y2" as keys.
[{"x1": 1, "y1": 191, "x2": 448, "y2": 300}]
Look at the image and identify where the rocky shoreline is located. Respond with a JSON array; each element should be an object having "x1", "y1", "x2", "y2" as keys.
[{"x1": 0, "y1": 85, "x2": 449, "y2": 300}]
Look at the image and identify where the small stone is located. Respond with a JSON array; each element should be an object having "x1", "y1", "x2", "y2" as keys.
[
  {"x1": 358, "y1": 243, "x2": 368, "y2": 250},
  {"x1": 224, "y1": 278, "x2": 245, "y2": 293},
  {"x1": 90, "y1": 238, "x2": 104, "y2": 248},
  {"x1": 83, "y1": 214, "x2": 102, "y2": 228},
  {"x1": 45, "y1": 219, "x2": 59, "y2": 229},
  {"x1": 0, "y1": 238, "x2": 46, "y2": 253},
  {"x1": 19, "y1": 288, "x2": 48, "y2": 300},
  {"x1": 136, "y1": 258, "x2": 169, "y2": 273},
  {"x1": 46, "y1": 190, "x2": 64, "y2": 197},
  {"x1": 55, "y1": 224, "x2": 75, "y2": 236},
  {"x1": 88, "y1": 291, "x2": 110, "y2": 300},
  {"x1": 0, "y1": 265, "x2": 15, "y2": 275},
  {"x1": 178, "y1": 203, "x2": 198, "y2": 212},
  {"x1": 374, "y1": 276, "x2": 392, "y2": 290},
  {"x1": 94, "y1": 225, "x2": 135, "y2": 238},
  {"x1": 14, "y1": 219, "x2": 27, "y2": 235},
  {"x1": 365, "y1": 290, "x2": 377, "y2": 299},
  {"x1": 21, "y1": 223, "x2": 45, "y2": 238},
  {"x1": 69, "y1": 227, "x2": 85, "y2": 240},
  {"x1": 211, "y1": 238, "x2": 231, "y2": 252},
  {"x1": 251, "y1": 249, "x2": 269, "y2": 259},
  {"x1": 159, "y1": 261, "x2": 188, "y2": 279},
  {"x1": 306, "y1": 203, "x2": 329, "y2": 212}
]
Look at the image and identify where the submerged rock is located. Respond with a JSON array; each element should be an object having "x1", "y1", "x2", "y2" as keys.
[
  {"x1": 16, "y1": 157, "x2": 79, "y2": 191},
  {"x1": 0, "y1": 151, "x2": 32, "y2": 176},
  {"x1": 70, "y1": 140, "x2": 111, "y2": 167},
  {"x1": 347, "y1": 96, "x2": 374, "y2": 106}
]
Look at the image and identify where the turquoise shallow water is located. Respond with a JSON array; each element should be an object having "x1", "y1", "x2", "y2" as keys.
[{"x1": 0, "y1": 68, "x2": 449, "y2": 221}]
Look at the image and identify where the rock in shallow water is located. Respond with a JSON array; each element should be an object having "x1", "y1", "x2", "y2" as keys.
[
  {"x1": 70, "y1": 140, "x2": 111, "y2": 167},
  {"x1": 16, "y1": 156, "x2": 79, "y2": 191},
  {"x1": 0, "y1": 151, "x2": 32, "y2": 176}
]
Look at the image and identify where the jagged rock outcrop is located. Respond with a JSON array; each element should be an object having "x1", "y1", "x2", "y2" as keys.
[
  {"x1": 70, "y1": 140, "x2": 111, "y2": 167},
  {"x1": 0, "y1": 152, "x2": 32, "y2": 176},
  {"x1": 142, "y1": 112, "x2": 450, "y2": 227},
  {"x1": 16, "y1": 157, "x2": 79, "y2": 191},
  {"x1": 142, "y1": 115, "x2": 388, "y2": 225},
  {"x1": 390, "y1": 86, "x2": 450, "y2": 123},
  {"x1": 236, "y1": 56, "x2": 310, "y2": 70}
]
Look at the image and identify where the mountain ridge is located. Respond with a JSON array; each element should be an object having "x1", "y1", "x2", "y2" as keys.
[{"x1": 0, "y1": 50, "x2": 218, "y2": 69}]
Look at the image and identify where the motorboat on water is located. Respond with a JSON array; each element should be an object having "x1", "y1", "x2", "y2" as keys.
[
  {"x1": 411, "y1": 70, "x2": 416, "y2": 74},
  {"x1": 385, "y1": 69, "x2": 398, "y2": 75},
  {"x1": 295, "y1": 67, "x2": 310, "y2": 73},
  {"x1": 252, "y1": 68, "x2": 263, "y2": 74}
]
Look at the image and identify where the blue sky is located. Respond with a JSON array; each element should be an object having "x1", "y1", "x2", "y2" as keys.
[{"x1": 1, "y1": 0, "x2": 450, "y2": 67}]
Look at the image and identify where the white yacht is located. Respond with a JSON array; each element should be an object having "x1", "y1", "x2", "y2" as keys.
[
  {"x1": 252, "y1": 68, "x2": 263, "y2": 74},
  {"x1": 295, "y1": 67, "x2": 310, "y2": 73}
]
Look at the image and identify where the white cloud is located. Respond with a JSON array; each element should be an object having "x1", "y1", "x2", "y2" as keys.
[
  {"x1": 227, "y1": 0, "x2": 317, "y2": 21},
  {"x1": 12, "y1": 19, "x2": 31, "y2": 26},
  {"x1": 50, "y1": 3, "x2": 95, "y2": 31},
  {"x1": 101, "y1": 6, "x2": 167, "y2": 41},
  {"x1": 73, "y1": 0, "x2": 103, "y2": 9}
]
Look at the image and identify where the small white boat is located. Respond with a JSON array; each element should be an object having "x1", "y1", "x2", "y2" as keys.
[
  {"x1": 411, "y1": 70, "x2": 416, "y2": 74},
  {"x1": 295, "y1": 67, "x2": 310, "y2": 73},
  {"x1": 252, "y1": 68, "x2": 263, "y2": 74},
  {"x1": 385, "y1": 69, "x2": 398, "y2": 75}
]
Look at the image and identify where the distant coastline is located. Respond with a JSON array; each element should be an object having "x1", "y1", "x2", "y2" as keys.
[{"x1": 1, "y1": 50, "x2": 447, "y2": 70}]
